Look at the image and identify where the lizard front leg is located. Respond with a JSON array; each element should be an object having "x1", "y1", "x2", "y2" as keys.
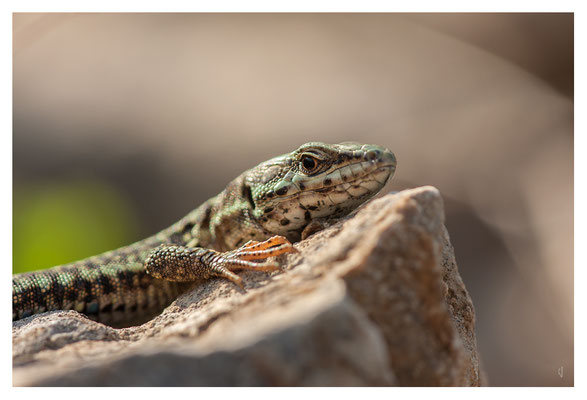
[{"x1": 144, "y1": 236, "x2": 296, "y2": 287}]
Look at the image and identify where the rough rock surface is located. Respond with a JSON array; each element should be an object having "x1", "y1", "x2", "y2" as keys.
[{"x1": 13, "y1": 186, "x2": 482, "y2": 386}]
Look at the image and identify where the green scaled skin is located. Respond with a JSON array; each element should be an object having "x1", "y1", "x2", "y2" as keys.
[{"x1": 13, "y1": 142, "x2": 396, "y2": 327}]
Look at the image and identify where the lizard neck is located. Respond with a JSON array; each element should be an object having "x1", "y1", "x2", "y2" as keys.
[
  {"x1": 177, "y1": 176, "x2": 271, "y2": 252},
  {"x1": 206, "y1": 176, "x2": 271, "y2": 251}
]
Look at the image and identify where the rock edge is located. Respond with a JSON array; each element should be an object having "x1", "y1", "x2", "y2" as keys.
[{"x1": 13, "y1": 186, "x2": 482, "y2": 386}]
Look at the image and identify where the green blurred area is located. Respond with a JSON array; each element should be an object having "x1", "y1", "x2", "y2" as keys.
[{"x1": 13, "y1": 180, "x2": 140, "y2": 274}]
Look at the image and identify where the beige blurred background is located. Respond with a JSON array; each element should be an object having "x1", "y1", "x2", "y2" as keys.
[{"x1": 12, "y1": 13, "x2": 573, "y2": 386}]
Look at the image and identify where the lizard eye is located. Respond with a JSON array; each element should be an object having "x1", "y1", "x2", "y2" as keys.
[{"x1": 301, "y1": 155, "x2": 320, "y2": 174}]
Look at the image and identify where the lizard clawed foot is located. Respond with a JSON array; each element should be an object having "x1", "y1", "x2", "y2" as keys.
[{"x1": 216, "y1": 235, "x2": 297, "y2": 287}]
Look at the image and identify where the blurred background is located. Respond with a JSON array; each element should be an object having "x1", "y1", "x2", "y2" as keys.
[{"x1": 12, "y1": 13, "x2": 573, "y2": 386}]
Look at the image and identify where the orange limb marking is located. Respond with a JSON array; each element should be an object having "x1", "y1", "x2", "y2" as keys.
[
  {"x1": 241, "y1": 240, "x2": 261, "y2": 249},
  {"x1": 231, "y1": 235, "x2": 296, "y2": 261},
  {"x1": 241, "y1": 236, "x2": 289, "y2": 251},
  {"x1": 235, "y1": 243, "x2": 296, "y2": 261},
  {"x1": 226, "y1": 258, "x2": 281, "y2": 272},
  {"x1": 214, "y1": 236, "x2": 296, "y2": 287}
]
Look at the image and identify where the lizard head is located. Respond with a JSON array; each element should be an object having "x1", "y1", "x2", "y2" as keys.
[{"x1": 245, "y1": 141, "x2": 396, "y2": 241}]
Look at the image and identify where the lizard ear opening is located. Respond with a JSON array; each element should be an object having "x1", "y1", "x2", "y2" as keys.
[{"x1": 241, "y1": 183, "x2": 256, "y2": 209}]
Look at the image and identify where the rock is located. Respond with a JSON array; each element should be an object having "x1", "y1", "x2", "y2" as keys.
[{"x1": 12, "y1": 186, "x2": 483, "y2": 386}]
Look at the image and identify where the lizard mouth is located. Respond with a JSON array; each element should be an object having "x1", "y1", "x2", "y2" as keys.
[
  {"x1": 300, "y1": 145, "x2": 396, "y2": 195},
  {"x1": 310, "y1": 164, "x2": 393, "y2": 194},
  {"x1": 254, "y1": 144, "x2": 396, "y2": 213},
  {"x1": 278, "y1": 159, "x2": 395, "y2": 203},
  {"x1": 257, "y1": 161, "x2": 395, "y2": 231}
]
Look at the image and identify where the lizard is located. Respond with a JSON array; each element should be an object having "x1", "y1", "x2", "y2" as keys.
[{"x1": 13, "y1": 142, "x2": 396, "y2": 327}]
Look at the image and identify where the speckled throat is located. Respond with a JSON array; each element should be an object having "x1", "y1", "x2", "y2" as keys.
[{"x1": 13, "y1": 142, "x2": 396, "y2": 327}]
